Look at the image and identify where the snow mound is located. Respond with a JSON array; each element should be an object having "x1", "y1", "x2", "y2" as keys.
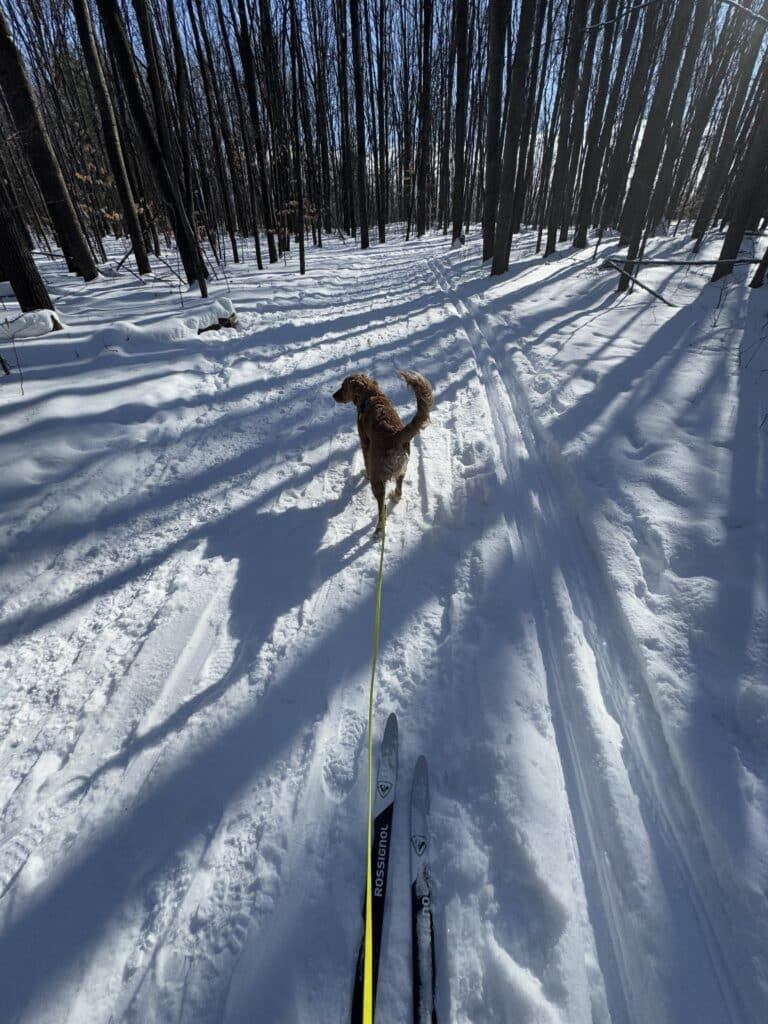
[
  {"x1": 0, "y1": 309, "x2": 64, "y2": 339},
  {"x1": 184, "y1": 297, "x2": 237, "y2": 334},
  {"x1": 91, "y1": 318, "x2": 195, "y2": 351},
  {"x1": 89, "y1": 299, "x2": 237, "y2": 355}
]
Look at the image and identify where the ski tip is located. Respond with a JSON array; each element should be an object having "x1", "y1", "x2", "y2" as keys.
[
  {"x1": 383, "y1": 711, "x2": 398, "y2": 741},
  {"x1": 412, "y1": 755, "x2": 429, "y2": 803}
]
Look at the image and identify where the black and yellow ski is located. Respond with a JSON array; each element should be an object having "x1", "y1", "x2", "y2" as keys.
[
  {"x1": 351, "y1": 712, "x2": 398, "y2": 1021},
  {"x1": 410, "y1": 755, "x2": 437, "y2": 1023}
]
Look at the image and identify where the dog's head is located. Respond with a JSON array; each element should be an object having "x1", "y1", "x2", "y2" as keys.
[{"x1": 333, "y1": 373, "x2": 380, "y2": 406}]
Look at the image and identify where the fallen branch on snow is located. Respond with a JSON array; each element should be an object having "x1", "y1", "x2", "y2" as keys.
[
  {"x1": 600, "y1": 258, "x2": 762, "y2": 268},
  {"x1": 602, "y1": 260, "x2": 675, "y2": 307}
]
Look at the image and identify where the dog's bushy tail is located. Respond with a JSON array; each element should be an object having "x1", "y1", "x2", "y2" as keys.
[{"x1": 395, "y1": 370, "x2": 433, "y2": 445}]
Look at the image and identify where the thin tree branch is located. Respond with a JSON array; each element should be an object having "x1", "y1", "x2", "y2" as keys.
[{"x1": 604, "y1": 259, "x2": 676, "y2": 305}]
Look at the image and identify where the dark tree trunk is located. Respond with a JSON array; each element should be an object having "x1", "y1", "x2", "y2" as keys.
[
  {"x1": 350, "y1": 0, "x2": 370, "y2": 248},
  {"x1": 560, "y1": 0, "x2": 603, "y2": 242},
  {"x1": 308, "y1": 0, "x2": 333, "y2": 232},
  {"x1": 692, "y1": 0, "x2": 768, "y2": 248},
  {"x1": 573, "y1": 0, "x2": 619, "y2": 248},
  {"x1": 376, "y1": 0, "x2": 387, "y2": 241},
  {"x1": 72, "y1": 0, "x2": 151, "y2": 276},
  {"x1": 0, "y1": 177, "x2": 54, "y2": 311},
  {"x1": 750, "y1": 244, "x2": 768, "y2": 289},
  {"x1": 451, "y1": 0, "x2": 469, "y2": 244},
  {"x1": 544, "y1": 0, "x2": 589, "y2": 257},
  {"x1": 335, "y1": 0, "x2": 355, "y2": 237},
  {"x1": 232, "y1": 0, "x2": 279, "y2": 262},
  {"x1": 361, "y1": 0, "x2": 381, "y2": 243},
  {"x1": 187, "y1": 0, "x2": 241, "y2": 263},
  {"x1": 215, "y1": 0, "x2": 264, "y2": 267},
  {"x1": 491, "y1": 0, "x2": 537, "y2": 274},
  {"x1": 664, "y1": 8, "x2": 738, "y2": 223},
  {"x1": 713, "y1": 70, "x2": 768, "y2": 282},
  {"x1": 598, "y1": 0, "x2": 663, "y2": 234},
  {"x1": 290, "y1": 0, "x2": 306, "y2": 274},
  {"x1": 95, "y1": 0, "x2": 207, "y2": 293},
  {"x1": 0, "y1": 7, "x2": 98, "y2": 281},
  {"x1": 513, "y1": 0, "x2": 549, "y2": 232},
  {"x1": 416, "y1": 0, "x2": 434, "y2": 237},
  {"x1": 618, "y1": 0, "x2": 695, "y2": 291},
  {"x1": 258, "y1": 0, "x2": 289, "y2": 238},
  {"x1": 481, "y1": 0, "x2": 509, "y2": 260},
  {"x1": 642, "y1": 0, "x2": 712, "y2": 238},
  {"x1": 438, "y1": 2, "x2": 456, "y2": 233}
]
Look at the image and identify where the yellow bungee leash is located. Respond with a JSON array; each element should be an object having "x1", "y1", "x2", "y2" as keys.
[{"x1": 363, "y1": 500, "x2": 387, "y2": 1023}]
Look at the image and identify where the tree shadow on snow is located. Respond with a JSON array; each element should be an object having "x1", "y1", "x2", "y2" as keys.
[{"x1": 0, "y1": 483, "x2": 481, "y2": 1021}]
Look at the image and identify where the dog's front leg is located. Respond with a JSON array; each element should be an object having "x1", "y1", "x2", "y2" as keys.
[{"x1": 357, "y1": 425, "x2": 371, "y2": 480}]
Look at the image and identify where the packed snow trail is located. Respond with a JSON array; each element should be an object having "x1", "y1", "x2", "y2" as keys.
[{"x1": 0, "y1": 232, "x2": 763, "y2": 1023}]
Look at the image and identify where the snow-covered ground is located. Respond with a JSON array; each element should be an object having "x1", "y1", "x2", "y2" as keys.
[{"x1": 0, "y1": 228, "x2": 765, "y2": 1023}]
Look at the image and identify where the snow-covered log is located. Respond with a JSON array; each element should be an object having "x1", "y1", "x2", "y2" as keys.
[{"x1": 0, "y1": 308, "x2": 64, "y2": 339}]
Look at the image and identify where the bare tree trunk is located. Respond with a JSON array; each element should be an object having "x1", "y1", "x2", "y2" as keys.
[
  {"x1": 232, "y1": 0, "x2": 279, "y2": 263},
  {"x1": 750, "y1": 244, "x2": 768, "y2": 289},
  {"x1": 491, "y1": 0, "x2": 537, "y2": 274},
  {"x1": 641, "y1": 0, "x2": 712, "y2": 239},
  {"x1": 95, "y1": 0, "x2": 207, "y2": 293},
  {"x1": 691, "y1": 0, "x2": 768, "y2": 248},
  {"x1": 513, "y1": 0, "x2": 549, "y2": 232},
  {"x1": 0, "y1": 177, "x2": 54, "y2": 310},
  {"x1": 350, "y1": 0, "x2": 370, "y2": 248},
  {"x1": 290, "y1": 0, "x2": 306, "y2": 274},
  {"x1": 307, "y1": 0, "x2": 333, "y2": 232},
  {"x1": 375, "y1": 0, "x2": 388, "y2": 241},
  {"x1": 0, "y1": 7, "x2": 97, "y2": 280},
  {"x1": 451, "y1": 0, "x2": 469, "y2": 244},
  {"x1": 72, "y1": 0, "x2": 150, "y2": 276},
  {"x1": 598, "y1": 0, "x2": 663, "y2": 234},
  {"x1": 544, "y1": 0, "x2": 588, "y2": 257},
  {"x1": 416, "y1": 0, "x2": 434, "y2": 237},
  {"x1": 713, "y1": 69, "x2": 768, "y2": 282},
  {"x1": 187, "y1": 0, "x2": 240, "y2": 263},
  {"x1": 438, "y1": 2, "x2": 456, "y2": 233},
  {"x1": 258, "y1": 0, "x2": 289, "y2": 243},
  {"x1": 573, "y1": 0, "x2": 619, "y2": 248},
  {"x1": 618, "y1": 0, "x2": 694, "y2": 291},
  {"x1": 481, "y1": 0, "x2": 509, "y2": 260},
  {"x1": 215, "y1": 0, "x2": 263, "y2": 268},
  {"x1": 334, "y1": 0, "x2": 355, "y2": 236}
]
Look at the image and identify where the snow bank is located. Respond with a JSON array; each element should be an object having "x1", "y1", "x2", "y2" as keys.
[
  {"x1": 88, "y1": 298, "x2": 238, "y2": 355},
  {"x1": 0, "y1": 308, "x2": 64, "y2": 339}
]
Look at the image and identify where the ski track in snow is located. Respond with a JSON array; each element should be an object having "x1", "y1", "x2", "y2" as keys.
[
  {"x1": 0, "y1": 232, "x2": 763, "y2": 1023},
  {"x1": 426, "y1": 251, "x2": 743, "y2": 1024}
]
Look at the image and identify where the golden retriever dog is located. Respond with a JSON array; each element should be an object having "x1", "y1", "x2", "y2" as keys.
[{"x1": 333, "y1": 369, "x2": 433, "y2": 532}]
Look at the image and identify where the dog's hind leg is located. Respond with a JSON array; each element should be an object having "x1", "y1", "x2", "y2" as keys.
[
  {"x1": 359, "y1": 433, "x2": 371, "y2": 480},
  {"x1": 371, "y1": 479, "x2": 386, "y2": 534},
  {"x1": 392, "y1": 472, "x2": 405, "y2": 503}
]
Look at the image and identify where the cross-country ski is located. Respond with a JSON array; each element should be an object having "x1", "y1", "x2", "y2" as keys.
[
  {"x1": 410, "y1": 755, "x2": 437, "y2": 1024},
  {"x1": 351, "y1": 712, "x2": 398, "y2": 1021}
]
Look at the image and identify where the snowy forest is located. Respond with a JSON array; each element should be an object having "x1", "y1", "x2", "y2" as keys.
[
  {"x1": 1, "y1": 1, "x2": 767, "y2": 1023},
  {"x1": 2, "y1": 0, "x2": 768, "y2": 299}
]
